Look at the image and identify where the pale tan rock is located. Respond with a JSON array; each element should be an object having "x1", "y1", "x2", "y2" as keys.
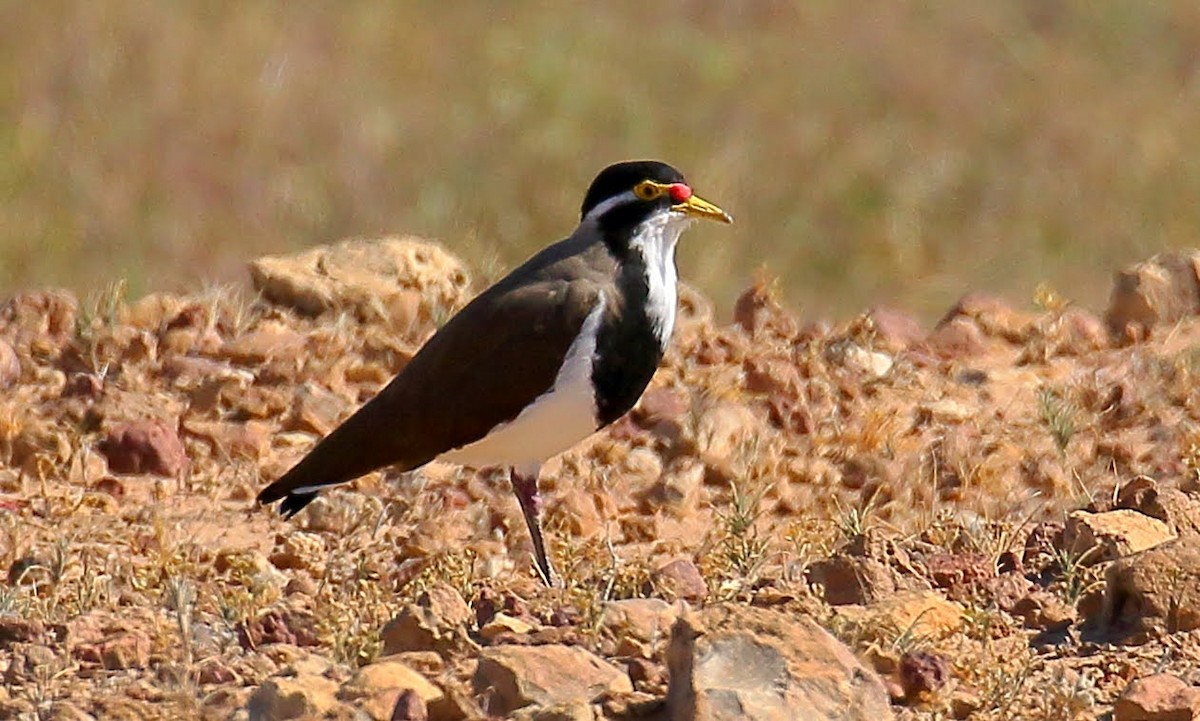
[
  {"x1": 472, "y1": 644, "x2": 632, "y2": 716},
  {"x1": 338, "y1": 657, "x2": 444, "y2": 721},
  {"x1": 602, "y1": 598, "x2": 680, "y2": 644},
  {"x1": 694, "y1": 402, "x2": 760, "y2": 466},
  {"x1": 246, "y1": 674, "x2": 339, "y2": 720},
  {"x1": 249, "y1": 236, "x2": 471, "y2": 327},
  {"x1": 666, "y1": 604, "x2": 893, "y2": 721},
  {"x1": 479, "y1": 613, "x2": 535, "y2": 641},
  {"x1": 1065, "y1": 509, "x2": 1176, "y2": 564},
  {"x1": 218, "y1": 321, "x2": 307, "y2": 364},
  {"x1": 1114, "y1": 673, "x2": 1200, "y2": 720},
  {"x1": 268, "y1": 531, "x2": 327, "y2": 577}
]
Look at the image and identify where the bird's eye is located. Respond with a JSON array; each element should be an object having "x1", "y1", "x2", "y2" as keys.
[{"x1": 633, "y1": 181, "x2": 662, "y2": 201}]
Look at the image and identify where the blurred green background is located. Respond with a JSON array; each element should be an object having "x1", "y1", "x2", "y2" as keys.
[{"x1": 4, "y1": 2, "x2": 1200, "y2": 319}]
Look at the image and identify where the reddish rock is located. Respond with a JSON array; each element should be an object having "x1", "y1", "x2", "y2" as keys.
[
  {"x1": 922, "y1": 317, "x2": 987, "y2": 358},
  {"x1": 867, "y1": 306, "x2": 925, "y2": 353},
  {"x1": 390, "y1": 689, "x2": 428, "y2": 721},
  {"x1": 898, "y1": 650, "x2": 950, "y2": 700},
  {"x1": 99, "y1": 419, "x2": 187, "y2": 476},
  {"x1": 1114, "y1": 673, "x2": 1200, "y2": 720},
  {"x1": 938, "y1": 292, "x2": 1032, "y2": 342},
  {"x1": 925, "y1": 553, "x2": 993, "y2": 590},
  {"x1": 653, "y1": 559, "x2": 709, "y2": 602},
  {"x1": 0, "y1": 617, "x2": 45, "y2": 648},
  {"x1": 74, "y1": 631, "x2": 150, "y2": 670},
  {"x1": 237, "y1": 610, "x2": 320, "y2": 649},
  {"x1": 197, "y1": 658, "x2": 240, "y2": 685},
  {"x1": 0, "y1": 338, "x2": 18, "y2": 388}
]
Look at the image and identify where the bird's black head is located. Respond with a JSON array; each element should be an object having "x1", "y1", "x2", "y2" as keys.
[{"x1": 578, "y1": 160, "x2": 732, "y2": 232}]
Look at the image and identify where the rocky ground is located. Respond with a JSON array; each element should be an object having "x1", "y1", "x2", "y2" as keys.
[{"x1": 3, "y1": 236, "x2": 1200, "y2": 720}]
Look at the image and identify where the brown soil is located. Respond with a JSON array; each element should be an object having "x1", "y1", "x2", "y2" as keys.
[{"x1": 2, "y1": 243, "x2": 1200, "y2": 720}]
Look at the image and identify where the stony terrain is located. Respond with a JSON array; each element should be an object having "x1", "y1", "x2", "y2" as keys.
[{"x1": 3, "y1": 236, "x2": 1200, "y2": 720}]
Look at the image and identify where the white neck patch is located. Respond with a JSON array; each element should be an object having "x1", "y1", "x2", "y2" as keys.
[{"x1": 628, "y1": 210, "x2": 691, "y2": 352}]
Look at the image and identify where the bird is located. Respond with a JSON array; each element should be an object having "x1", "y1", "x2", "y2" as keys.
[{"x1": 256, "y1": 160, "x2": 732, "y2": 585}]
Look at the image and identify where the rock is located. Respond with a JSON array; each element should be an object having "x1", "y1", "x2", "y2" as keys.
[
  {"x1": 642, "y1": 459, "x2": 705, "y2": 517},
  {"x1": 287, "y1": 382, "x2": 350, "y2": 436},
  {"x1": 338, "y1": 657, "x2": 444, "y2": 721},
  {"x1": 237, "y1": 609, "x2": 320, "y2": 649},
  {"x1": 479, "y1": 613, "x2": 535, "y2": 642},
  {"x1": 197, "y1": 658, "x2": 241, "y2": 685},
  {"x1": 838, "y1": 344, "x2": 894, "y2": 377},
  {"x1": 898, "y1": 650, "x2": 950, "y2": 701},
  {"x1": 73, "y1": 630, "x2": 150, "y2": 670},
  {"x1": 472, "y1": 644, "x2": 632, "y2": 717},
  {"x1": 1011, "y1": 589, "x2": 1077, "y2": 631},
  {"x1": 0, "y1": 617, "x2": 46, "y2": 648},
  {"x1": 98, "y1": 419, "x2": 187, "y2": 477},
  {"x1": 249, "y1": 236, "x2": 471, "y2": 328},
  {"x1": 666, "y1": 604, "x2": 893, "y2": 721},
  {"x1": 653, "y1": 559, "x2": 709, "y2": 602},
  {"x1": 807, "y1": 554, "x2": 897, "y2": 605},
  {"x1": 861, "y1": 591, "x2": 963, "y2": 639},
  {"x1": 917, "y1": 399, "x2": 974, "y2": 424},
  {"x1": 1065, "y1": 509, "x2": 1176, "y2": 564},
  {"x1": 512, "y1": 703, "x2": 597, "y2": 721},
  {"x1": 390, "y1": 689, "x2": 429, "y2": 721},
  {"x1": 0, "y1": 289, "x2": 78, "y2": 352},
  {"x1": 867, "y1": 306, "x2": 925, "y2": 353},
  {"x1": 182, "y1": 419, "x2": 271, "y2": 461},
  {"x1": 1116, "y1": 481, "x2": 1200, "y2": 541},
  {"x1": 0, "y1": 338, "x2": 18, "y2": 388},
  {"x1": 219, "y1": 322, "x2": 307, "y2": 364},
  {"x1": 1107, "y1": 251, "x2": 1200, "y2": 340},
  {"x1": 602, "y1": 598, "x2": 680, "y2": 645},
  {"x1": 694, "y1": 403, "x2": 760, "y2": 468},
  {"x1": 1104, "y1": 539, "x2": 1200, "y2": 635},
  {"x1": 381, "y1": 584, "x2": 472, "y2": 655},
  {"x1": 247, "y1": 674, "x2": 339, "y2": 720},
  {"x1": 938, "y1": 292, "x2": 1032, "y2": 342},
  {"x1": 733, "y1": 276, "x2": 795, "y2": 338},
  {"x1": 1114, "y1": 673, "x2": 1200, "y2": 720},
  {"x1": 268, "y1": 532, "x2": 327, "y2": 577},
  {"x1": 923, "y1": 317, "x2": 987, "y2": 358}
]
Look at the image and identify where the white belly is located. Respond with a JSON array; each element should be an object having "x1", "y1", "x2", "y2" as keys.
[{"x1": 436, "y1": 297, "x2": 604, "y2": 470}]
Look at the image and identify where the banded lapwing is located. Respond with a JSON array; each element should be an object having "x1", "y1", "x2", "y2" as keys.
[{"x1": 257, "y1": 160, "x2": 732, "y2": 585}]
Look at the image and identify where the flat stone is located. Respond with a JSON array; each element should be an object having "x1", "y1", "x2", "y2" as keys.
[
  {"x1": 1066, "y1": 509, "x2": 1176, "y2": 564},
  {"x1": 472, "y1": 644, "x2": 632, "y2": 716},
  {"x1": 666, "y1": 604, "x2": 893, "y2": 721}
]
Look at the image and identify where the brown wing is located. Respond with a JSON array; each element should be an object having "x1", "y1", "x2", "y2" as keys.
[{"x1": 256, "y1": 274, "x2": 602, "y2": 513}]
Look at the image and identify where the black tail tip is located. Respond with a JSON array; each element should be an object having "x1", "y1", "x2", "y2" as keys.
[{"x1": 278, "y1": 492, "x2": 318, "y2": 519}]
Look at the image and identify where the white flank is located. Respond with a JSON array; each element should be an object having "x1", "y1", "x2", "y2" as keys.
[
  {"x1": 628, "y1": 210, "x2": 691, "y2": 351},
  {"x1": 436, "y1": 296, "x2": 607, "y2": 469}
]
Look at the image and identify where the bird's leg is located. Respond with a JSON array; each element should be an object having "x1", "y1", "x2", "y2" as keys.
[{"x1": 509, "y1": 465, "x2": 555, "y2": 586}]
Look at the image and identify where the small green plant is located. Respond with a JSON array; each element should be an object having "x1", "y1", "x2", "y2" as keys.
[
  {"x1": 1038, "y1": 387, "x2": 1078, "y2": 455},
  {"x1": 710, "y1": 481, "x2": 771, "y2": 598},
  {"x1": 1050, "y1": 544, "x2": 1103, "y2": 606}
]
